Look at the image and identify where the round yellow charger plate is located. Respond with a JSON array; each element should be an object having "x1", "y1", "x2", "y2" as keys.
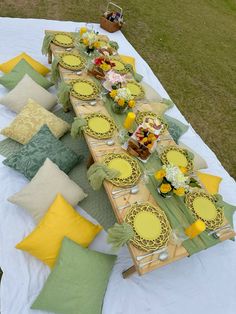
[
  {"x1": 160, "y1": 146, "x2": 193, "y2": 173},
  {"x1": 70, "y1": 79, "x2": 99, "y2": 101},
  {"x1": 59, "y1": 53, "x2": 86, "y2": 71},
  {"x1": 84, "y1": 113, "x2": 116, "y2": 139},
  {"x1": 111, "y1": 59, "x2": 129, "y2": 74},
  {"x1": 103, "y1": 153, "x2": 141, "y2": 187},
  {"x1": 124, "y1": 202, "x2": 171, "y2": 251},
  {"x1": 53, "y1": 33, "x2": 74, "y2": 47},
  {"x1": 185, "y1": 191, "x2": 224, "y2": 230},
  {"x1": 126, "y1": 81, "x2": 145, "y2": 99}
]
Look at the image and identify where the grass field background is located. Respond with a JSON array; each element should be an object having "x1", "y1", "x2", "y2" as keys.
[{"x1": 0, "y1": 0, "x2": 235, "y2": 178}]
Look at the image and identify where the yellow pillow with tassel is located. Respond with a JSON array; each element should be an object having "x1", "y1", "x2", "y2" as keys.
[
  {"x1": 120, "y1": 54, "x2": 136, "y2": 71},
  {"x1": 197, "y1": 171, "x2": 222, "y2": 194}
]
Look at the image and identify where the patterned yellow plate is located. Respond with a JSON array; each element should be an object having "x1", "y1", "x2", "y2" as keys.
[
  {"x1": 83, "y1": 113, "x2": 116, "y2": 139},
  {"x1": 185, "y1": 191, "x2": 224, "y2": 230},
  {"x1": 52, "y1": 33, "x2": 74, "y2": 48},
  {"x1": 98, "y1": 40, "x2": 109, "y2": 48},
  {"x1": 160, "y1": 146, "x2": 193, "y2": 173},
  {"x1": 124, "y1": 202, "x2": 171, "y2": 251},
  {"x1": 70, "y1": 79, "x2": 100, "y2": 101},
  {"x1": 126, "y1": 81, "x2": 145, "y2": 99},
  {"x1": 110, "y1": 59, "x2": 129, "y2": 74},
  {"x1": 136, "y1": 111, "x2": 167, "y2": 134},
  {"x1": 59, "y1": 53, "x2": 86, "y2": 70},
  {"x1": 103, "y1": 153, "x2": 141, "y2": 187}
]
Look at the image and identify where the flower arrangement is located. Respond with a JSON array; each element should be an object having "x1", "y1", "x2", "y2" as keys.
[
  {"x1": 109, "y1": 87, "x2": 135, "y2": 113},
  {"x1": 80, "y1": 29, "x2": 100, "y2": 53},
  {"x1": 93, "y1": 56, "x2": 115, "y2": 72},
  {"x1": 155, "y1": 164, "x2": 189, "y2": 197},
  {"x1": 104, "y1": 70, "x2": 127, "y2": 90}
]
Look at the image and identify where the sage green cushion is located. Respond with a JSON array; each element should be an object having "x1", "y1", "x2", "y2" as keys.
[
  {"x1": 31, "y1": 237, "x2": 116, "y2": 314},
  {"x1": 0, "y1": 59, "x2": 53, "y2": 90},
  {"x1": 3, "y1": 125, "x2": 81, "y2": 180},
  {"x1": 163, "y1": 114, "x2": 189, "y2": 143}
]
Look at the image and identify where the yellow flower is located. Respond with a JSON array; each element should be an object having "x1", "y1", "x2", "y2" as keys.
[
  {"x1": 173, "y1": 187, "x2": 185, "y2": 196},
  {"x1": 100, "y1": 63, "x2": 111, "y2": 71},
  {"x1": 118, "y1": 98, "x2": 125, "y2": 106},
  {"x1": 80, "y1": 27, "x2": 87, "y2": 35},
  {"x1": 179, "y1": 166, "x2": 187, "y2": 174},
  {"x1": 128, "y1": 100, "x2": 135, "y2": 108},
  {"x1": 83, "y1": 38, "x2": 89, "y2": 46},
  {"x1": 154, "y1": 169, "x2": 166, "y2": 180},
  {"x1": 160, "y1": 183, "x2": 172, "y2": 194},
  {"x1": 109, "y1": 90, "x2": 117, "y2": 98},
  {"x1": 93, "y1": 41, "x2": 100, "y2": 49}
]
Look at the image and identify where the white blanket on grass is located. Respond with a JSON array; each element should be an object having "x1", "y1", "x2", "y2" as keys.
[{"x1": 0, "y1": 18, "x2": 235, "y2": 314}]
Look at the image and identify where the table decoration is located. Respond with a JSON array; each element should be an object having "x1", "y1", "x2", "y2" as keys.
[
  {"x1": 70, "y1": 79, "x2": 100, "y2": 100},
  {"x1": 109, "y1": 58, "x2": 129, "y2": 74},
  {"x1": 185, "y1": 191, "x2": 224, "y2": 230},
  {"x1": 52, "y1": 32, "x2": 74, "y2": 48},
  {"x1": 107, "y1": 222, "x2": 134, "y2": 251},
  {"x1": 83, "y1": 113, "x2": 116, "y2": 139},
  {"x1": 103, "y1": 152, "x2": 141, "y2": 187},
  {"x1": 123, "y1": 112, "x2": 136, "y2": 130},
  {"x1": 103, "y1": 70, "x2": 127, "y2": 90},
  {"x1": 125, "y1": 81, "x2": 145, "y2": 99},
  {"x1": 59, "y1": 52, "x2": 86, "y2": 71},
  {"x1": 136, "y1": 111, "x2": 167, "y2": 135},
  {"x1": 109, "y1": 87, "x2": 135, "y2": 114},
  {"x1": 184, "y1": 219, "x2": 206, "y2": 239},
  {"x1": 124, "y1": 202, "x2": 171, "y2": 251},
  {"x1": 160, "y1": 146, "x2": 194, "y2": 173},
  {"x1": 88, "y1": 56, "x2": 116, "y2": 79}
]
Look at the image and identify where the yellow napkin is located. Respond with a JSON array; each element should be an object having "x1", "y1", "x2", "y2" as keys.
[
  {"x1": 120, "y1": 54, "x2": 136, "y2": 71},
  {"x1": 197, "y1": 171, "x2": 222, "y2": 194}
]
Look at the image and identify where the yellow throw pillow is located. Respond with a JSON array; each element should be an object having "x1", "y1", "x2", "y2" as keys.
[
  {"x1": 120, "y1": 55, "x2": 136, "y2": 71},
  {"x1": 0, "y1": 52, "x2": 50, "y2": 75},
  {"x1": 1, "y1": 98, "x2": 70, "y2": 144},
  {"x1": 16, "y1": 194, "x2": 102, "y2": 268},
  {"x1": 197, "y1": 171, "x2": 222, "y2": 194}
]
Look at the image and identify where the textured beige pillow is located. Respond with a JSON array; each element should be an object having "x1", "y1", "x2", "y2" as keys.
[
  {"x1": 1, "y1": 98, "x2": 70, "y2": 144},
  {"x1": 179, "y1": 142, "x2": 208, "y2": 171},
  {"x1": 0, "y1": 74, "x2": 57, "y2": 113},
  {"x1": 8, "y1": 158, "x2": 87, "y2": 223}
]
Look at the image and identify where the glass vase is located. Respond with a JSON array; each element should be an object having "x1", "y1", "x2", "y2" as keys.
[{"x1": 111, "y1": 102, "x2": 127, "y2": 114}]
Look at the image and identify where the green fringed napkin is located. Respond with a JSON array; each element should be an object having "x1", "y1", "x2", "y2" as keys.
[
  {"x1": 51, "y1": 56, "x2": 60, "y2": 84},
  {"x1": 71, "y1": 117, "x2": 87, "y2": 138},
  {"x1": 87, "y1": 163, "x2": 120, "y2": 191},
  {"x1": 57, "y1": 81, "x2": 72, "y2": 112},
  {"x1": 107, "y1": 222, "x2": 134, "y2": 251},
  {"x1": 109, "y1": 41, "x2": 119, "y2": 51},
  {"x1": 125, "y1": 64, "x2": 143, "y2": 82},
  {"x1": 41, "y1": 33, "x2": 54, "y2": 56}
]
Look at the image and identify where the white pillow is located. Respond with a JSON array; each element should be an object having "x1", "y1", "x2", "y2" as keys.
[
  {"x1": 8, "y1": 158, "x2": 87, "y2": 223},
  {"x1": 0, "y1": 74, "x2": 57, "y2": 113}
]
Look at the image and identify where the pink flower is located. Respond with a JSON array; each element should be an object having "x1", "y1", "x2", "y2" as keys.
[{"x1": 105, "y1": 70, "x2": 126, "y2": 84}]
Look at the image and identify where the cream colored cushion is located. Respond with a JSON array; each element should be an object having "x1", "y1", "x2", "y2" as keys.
[
  {"x1": 8, "y1": 158, "x2": 87, "y2": 223},
  {"x1": 0, "y1": 74, "x2": 57, "y2": 113},
  {"x1": 1, "y1": 99, "x2": 70, "y2": 144},
  {"x1": 179, "y1": 142, "x2": 208, "y2": 171}
]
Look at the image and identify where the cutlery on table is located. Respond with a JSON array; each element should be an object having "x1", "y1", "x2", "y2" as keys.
[
  {"x1": 112, "y1": 186, "x2": 139, "y2": 199},
  {"x1": 139, "y1": 251, "x2": 169, "y2": 269},
  {"x1": 117, "y1": 200, "x2": 143, "y2": 211},
  {"x1": 136, "y1": 247, "x2": 167, "y2": 261},
  {"x1": 112, "y1": 185, "x2": 138, "y2": 195},
  {"x1": 208, "y1": 224, "x2": 231, "y2": 236}
]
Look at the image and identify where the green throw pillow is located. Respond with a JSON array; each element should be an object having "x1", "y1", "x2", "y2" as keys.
[
  {"x1": 163, "y1": 114, "x2": 189, "y2": 143},
  {"x1": 0, "y1": 59, "x2": 53, "y2": 90},
  {"x1": 32, "y1": 237, "x2": 116, "y2": 314},
  {"x1": 3, "y1": 125, "x2": 81, "y2": 180}
]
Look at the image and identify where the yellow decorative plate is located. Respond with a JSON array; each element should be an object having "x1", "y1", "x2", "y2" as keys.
[
  {"x1": 125, "y1": 202, "x2": 171, "y2": 251},
  {"x1": 160, "y1": 146, "x2": 193, "y2": 173},
  {"x1": 111, "y1": 59, "x2": 129, "y2": 74},
  {"x1": 59, "y1": 53, "x2": 86, "y2": 71},
  {"x1": 103, "y1": 153, "x2": 141, "y2": 187},
  {"x1": 83, "y1": 113, "x2": 116, "y2": 139},
  {"x1": 136, "y1": 111, "x2": 167, "y2": 134},
  {"x1": 98, "y1": 40, "x2": 109, "y2": 48},
  {"x1": 185, "y1": 191, "x2": 224, "y2": 230},
  {"x1": 126, "y1": 81, "x2": 145, "y2": 99},
  {"x1": 52, "y1": 33, "x2": 74, "y2": 48},
  {"x1": 70, "y1": 79, "x2": 100, "y2": 101}
]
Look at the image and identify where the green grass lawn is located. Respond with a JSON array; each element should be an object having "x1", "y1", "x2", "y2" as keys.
[{"x1": 0, "y1": 0, "x2": 236, "y2": 177}]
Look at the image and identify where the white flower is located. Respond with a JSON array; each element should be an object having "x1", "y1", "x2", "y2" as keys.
[
  {"x1": 116, "y1": 87, "x2": 133, "y2": 101},
  {"x1": 163, "y1": 164, "x2": 189, "y2": 189},
  {"x1": 105, "y1": 70, "x2": 126, "y2": 85}
]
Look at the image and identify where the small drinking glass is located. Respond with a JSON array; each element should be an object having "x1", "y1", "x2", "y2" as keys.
[{"x1": 170, "y1": 226, "x2": 189, "y2": 247}]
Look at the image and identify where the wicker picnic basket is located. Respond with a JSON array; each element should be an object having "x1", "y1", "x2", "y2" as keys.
[{"x1": 100, "y1": 2, "x2": 123, "y2": 33}]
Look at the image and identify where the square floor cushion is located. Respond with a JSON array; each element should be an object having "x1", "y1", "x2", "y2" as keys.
[
  {"x1": 179, "y1": 141, "x2": 208, "y2": 171},
  {"x1": 0, "y1": 52, "x2": 50, "y2": 75},
  {"x1": 197, "y1": 171, "x2": 222, "y2": 194},
  {"x1": 3, "y1": 124, "x2": 81, "y2": 180},
  {"x1": 31, "y1": 237, "x2": 116, "y2": 314},
  {"x1": 0, "y1": 98, "x2": 70, "y2": 144},
  {"x1": 0, "y1": 74, "x2": 57, "y2": 113},
  {"x1": 16, "y1": 194, "x2": 102, "y2": 268},
  {"x1": 0, "y1": 59, "x2": 53, "y2": 90},
  {"x1": 8, "y1": 158, "x2": 87, "y2": 222}
]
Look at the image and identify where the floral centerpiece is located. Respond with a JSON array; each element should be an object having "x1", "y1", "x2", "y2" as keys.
[
  {"x1": 88, "y1": 56, "x2": 116, "y2": 79},
  {"x1": 109, "y1": 87, "x2": 135, "y2": 114},
  {"x1": 104, "y1": 70, "x2": 127, "y2": 90},
  {"x1": 155, "y1": 164, "x2": 189, "y2": 197},
  {"x1": 80, "y1": 28, "x2": 100, "y2": 54}
]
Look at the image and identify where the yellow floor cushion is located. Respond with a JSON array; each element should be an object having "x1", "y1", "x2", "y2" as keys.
[
  {"x1": 197, "y1": 171, "x2": 222, "y2": 194},
  {"x1": 120, "y1": 55, "x2": 136, "y2": 71},
  {"x1": 16, "y1": 194, "x2": 102, "y2": 268},
  {"x1": 0, "y1": 52, "x2": 50, "y2": 75}
]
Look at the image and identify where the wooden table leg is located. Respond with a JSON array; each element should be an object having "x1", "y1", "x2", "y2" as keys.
[
  {"x1": 122, "y1": 265, "x2": 136, "y2": 279},
  {"x1": 87, "y1": 152, "x2": 94, "y2": 169},
  {"x1": 48, "y1": 49, "x2": 52, "y2": 64}
]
